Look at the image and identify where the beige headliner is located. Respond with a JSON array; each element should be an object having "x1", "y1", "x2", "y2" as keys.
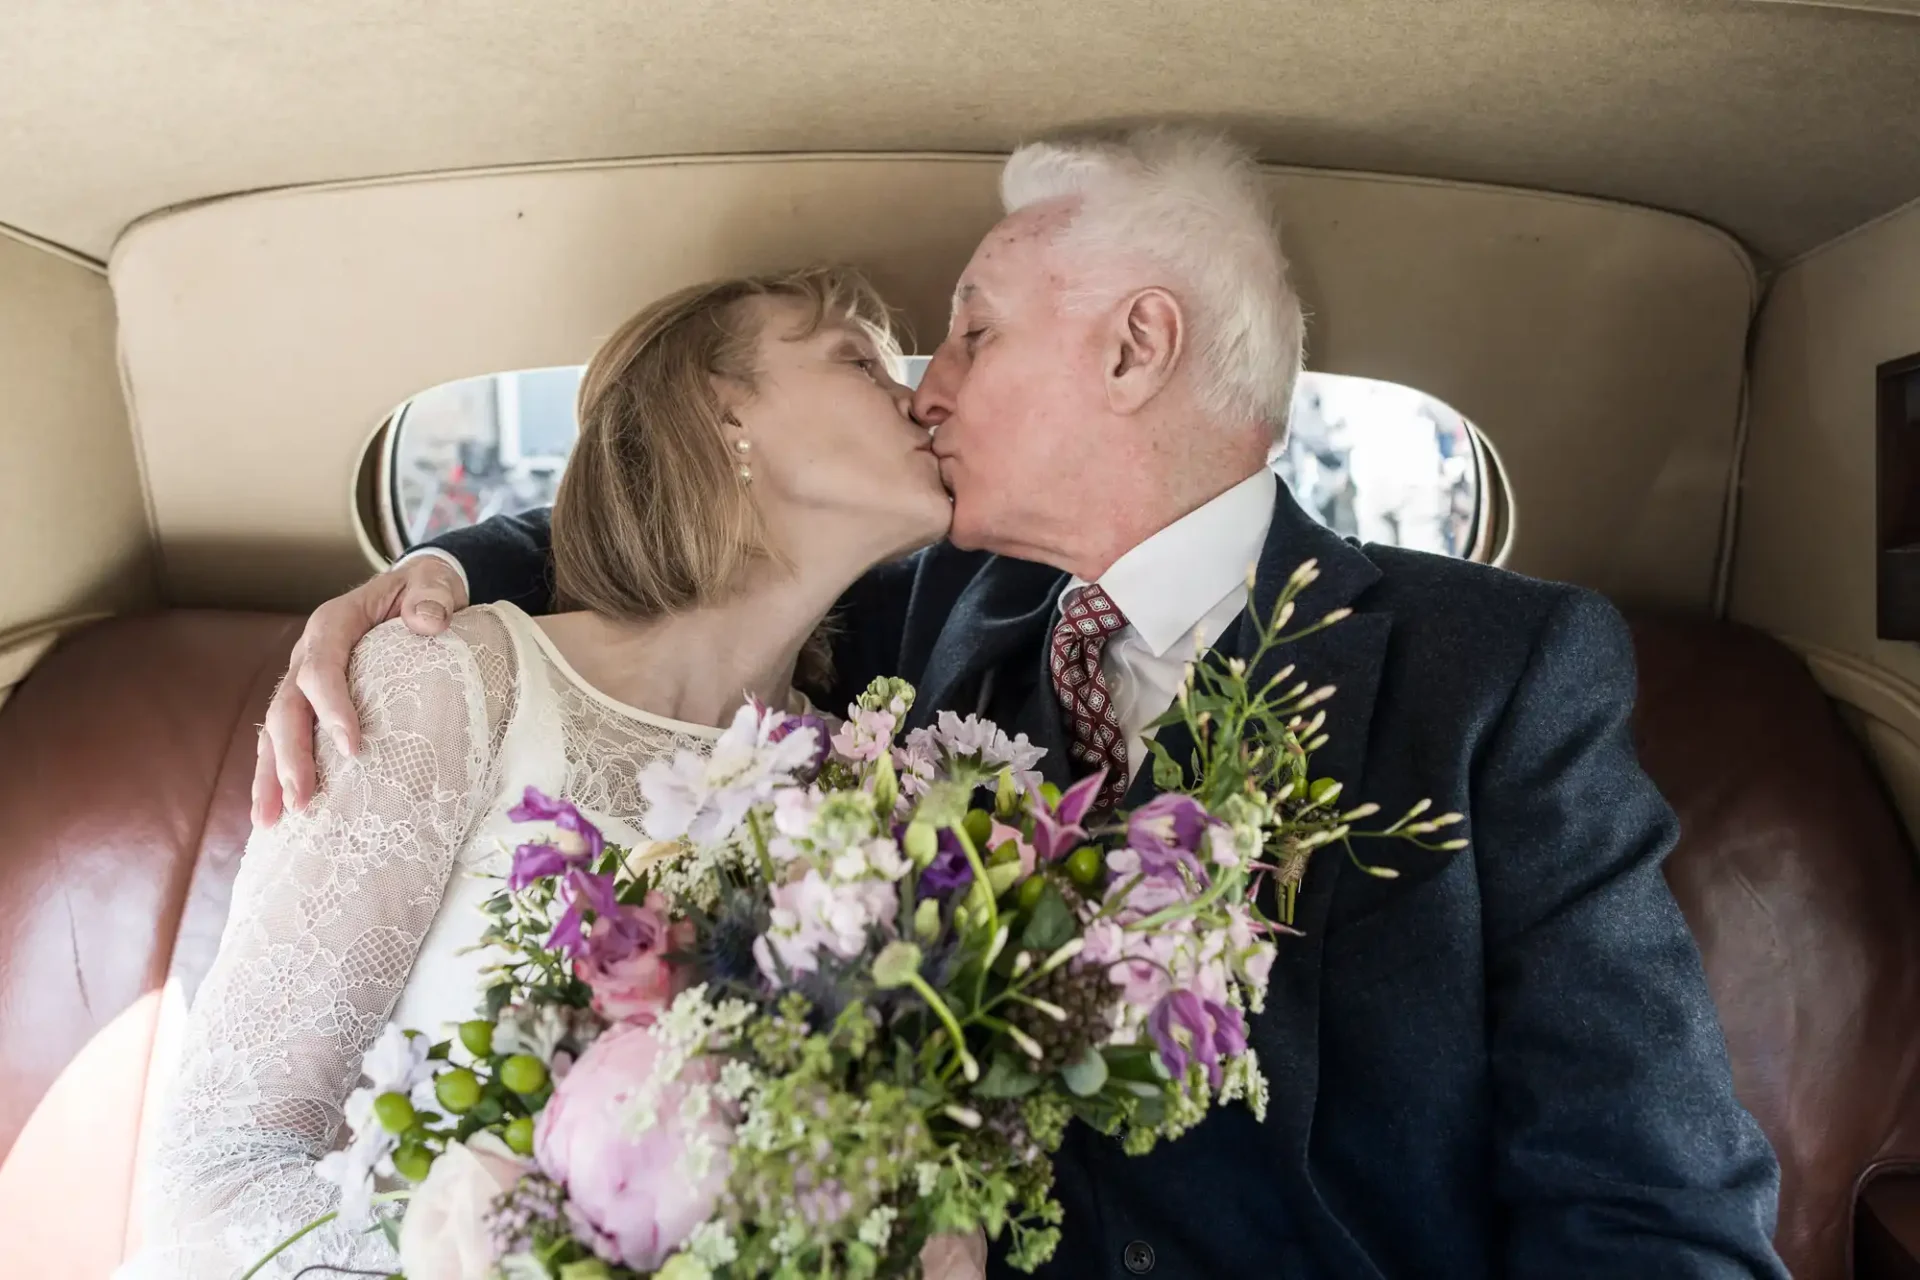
[{"x1": 3, "y1": 0, "x2": 1919, "y2": 265}]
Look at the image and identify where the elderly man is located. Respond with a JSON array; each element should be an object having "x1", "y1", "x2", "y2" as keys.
[{"x1": 257, "y1": 128, "x2": 1785, "y2": 1278}]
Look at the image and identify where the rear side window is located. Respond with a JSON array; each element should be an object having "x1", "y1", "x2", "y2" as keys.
[{"x1": 366, "y1": 362, "x2": 1505, "y2": 563}]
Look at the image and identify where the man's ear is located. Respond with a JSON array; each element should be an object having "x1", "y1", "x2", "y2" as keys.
[{"x1": 1105, "y1": 287, "x2": 1184, "y2": 415}]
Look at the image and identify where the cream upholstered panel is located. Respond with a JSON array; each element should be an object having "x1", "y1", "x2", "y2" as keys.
[
  {"x1": 1733, "y1": 198, "x2": 1920, "y2": 849},
  {"x1": 0, "y1": 231, "x2": 155, "y2": 666},
  {"x1": 108, "y1": 156, "x2": 1756, "y2": 612},
  {"x1": 1733, "y1": 200, "x2": 1920, "y2": 686}
]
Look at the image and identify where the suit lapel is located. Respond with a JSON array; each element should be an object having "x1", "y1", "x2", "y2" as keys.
[{"x1": 909, "y1": 554, "x2": 1069, "y2": 734}]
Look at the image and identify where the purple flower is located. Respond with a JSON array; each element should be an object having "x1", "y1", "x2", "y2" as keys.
[
  {"x1": 917, "y1": 828, "x2": 973, "y2": 895},
  {"x1": 1126, "y1": 793, "x2": 1217, "y2": 882},
  {"x1": 508, "y1": 787, "x2": 606, "y2": 860},
  {"x1": 1147, "y1": 989, "x2": 1248, "y2": 1088},
  {"x1": 546, "y1": 868, "x2": 623, "y2": 959},
  {"x1": 1031, "y1": 770, "x2": 1105, "y2": 863},
  {"x1": 509, "y1": 840, "x2": 590, "y2": 892},
  {"x1": 768, "y1": 711, "x2": 831, "y2": 782}
]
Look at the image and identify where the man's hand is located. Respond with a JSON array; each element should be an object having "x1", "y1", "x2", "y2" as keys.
[{"x1": 252, "y1": 555, "x2": 468, "y2": 825}]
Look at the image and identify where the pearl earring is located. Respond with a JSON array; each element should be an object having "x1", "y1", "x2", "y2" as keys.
[{"x1": 728, "y1": 417, "x2": 752, "y2": 485}]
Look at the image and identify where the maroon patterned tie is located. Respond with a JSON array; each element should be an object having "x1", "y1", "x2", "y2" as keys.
[{"x1": 1050, "y1": 584, "x2": 1131, "y2": 813}]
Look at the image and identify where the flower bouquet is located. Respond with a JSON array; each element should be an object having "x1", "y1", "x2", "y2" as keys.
[{"x1": 260, "y1": 560, "x2": 1462, "y2": 1280}]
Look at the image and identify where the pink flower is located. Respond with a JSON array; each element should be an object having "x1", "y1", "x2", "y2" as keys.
[
  {"x1": 753, "y1": 870, "x2": 899, "y2": 980},
  {"x1": 535, "y1": 1023, "x2": 733, "y2": 1272},
  {"x1": 832, "y1": 706, "x2": 900, "y2": 762},
  {"x1": 988, "y1": 819, "x2": 1036, "y2": 879},
  {"x1": 573, "y1": 892, "x2": 691, "y2": 1025}
]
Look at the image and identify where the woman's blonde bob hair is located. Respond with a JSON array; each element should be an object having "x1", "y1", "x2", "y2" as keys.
[{"x1": 551, "y1": 266, "x2": 902, "y2": 679}]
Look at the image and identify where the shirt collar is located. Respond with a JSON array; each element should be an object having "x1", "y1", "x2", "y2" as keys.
[{"x1": 1064, "y1": 468, "x2": 1277, "y2": 658}]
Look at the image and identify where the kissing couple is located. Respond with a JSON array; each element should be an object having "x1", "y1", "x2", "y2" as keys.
[{"x1": 127, "y1": 126, "x2": 1786, "y2": 1279}]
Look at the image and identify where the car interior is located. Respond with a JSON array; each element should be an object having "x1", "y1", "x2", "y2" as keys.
[{"x1": 2, "y1": 2, "x2": 1919, "y2": 1276}]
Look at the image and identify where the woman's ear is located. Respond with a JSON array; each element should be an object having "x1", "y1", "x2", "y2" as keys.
[{"x1": 1105, "y1": 287, "x2": 1184, "y2": 415}]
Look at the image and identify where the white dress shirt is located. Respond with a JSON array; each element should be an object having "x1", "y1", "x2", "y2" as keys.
[{"x1": 1061, "y1": 468, "x2": 1277, "y2": 782}]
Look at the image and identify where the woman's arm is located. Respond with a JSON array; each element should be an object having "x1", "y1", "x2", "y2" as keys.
[{"x1": 122, "y1": 614, "x2": 507, "y2": 1279}]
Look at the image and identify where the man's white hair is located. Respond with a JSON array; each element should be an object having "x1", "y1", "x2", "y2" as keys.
[{"x1": 1000, "y1": 127, "x2": 1304, "y2": 435}]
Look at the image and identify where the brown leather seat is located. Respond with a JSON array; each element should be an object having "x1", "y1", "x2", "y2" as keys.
[
  {"x1": 0, "y1": 608, "x2": 1915, "y2": 1277},
  {"x1": 1632, "y1": 615, "x2": 1920, "y2": 1280}
]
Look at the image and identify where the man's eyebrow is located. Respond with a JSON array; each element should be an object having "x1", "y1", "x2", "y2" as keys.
[{"x1": 950, "y1": 282, "x2": 985, "y2": 322}]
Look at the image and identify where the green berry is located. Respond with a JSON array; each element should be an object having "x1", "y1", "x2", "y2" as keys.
[
  {"x1": 392, "y1": 1142, "x2": 433, "y2": 1182},
  {"x1": 1039, "y1": 782, "x2": 1063, "y2": 809},
  {"x1": 457, "y1": 1019, "x2": 495, "y2": 1059},
  {"x1": 962, "y1": 808, "x2": 994, "y2": 851},
  {"x1": 503, "y1": 1114, "x2": 536, "y2": 1156},
  {"x1": 500, "y1": 1054, "x2": 548, "y2": 1096},
  {"x1": 372, "y1": 1091, "x2": 416, "y2": 1135},
  {"x1": 1065, "y1": 845, "x2": 1104, "y2": 888},
  {"x1": 435, "y1": 1067, "x2": 481, "y2": 1115},
  {"x1": 1309, "y1": 777, "x2": 1340, "y2": 805},
  {"x1": 1017, "y1": 875, "x2": 1047, "y2": 911}
]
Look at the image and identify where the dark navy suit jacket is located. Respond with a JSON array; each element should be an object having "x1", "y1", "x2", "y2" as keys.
[{"x1": 432, "y1": 488, "x2": 1786, "y2": 1279}]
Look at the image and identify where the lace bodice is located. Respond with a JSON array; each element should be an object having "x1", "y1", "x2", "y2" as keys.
[{"x1": 120, "y1": 603, "x2": 722, "y2": 1279}]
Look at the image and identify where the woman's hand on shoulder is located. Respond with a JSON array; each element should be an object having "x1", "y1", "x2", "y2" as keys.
[{"x1": 252, "y1": 553, "x2": 469, "y2": 826}]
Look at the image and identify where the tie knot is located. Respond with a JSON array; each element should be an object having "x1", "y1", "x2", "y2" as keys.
[{"x1": 1061, "y1": 584, "x2": 1129, "y2": 639}]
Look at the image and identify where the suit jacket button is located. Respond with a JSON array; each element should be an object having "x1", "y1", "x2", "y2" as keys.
[{"x1": 1123, "y1": 1240, "x2": 1155, "y2": 1274}]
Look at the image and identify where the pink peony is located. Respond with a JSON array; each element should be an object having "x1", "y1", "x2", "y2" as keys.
[
  {"x1": 535, "y1": 1023, "x2": 733, "y2": 1271},
  {"x1": 573, "y1": 891, "x2": 691, "y2": 1025}
]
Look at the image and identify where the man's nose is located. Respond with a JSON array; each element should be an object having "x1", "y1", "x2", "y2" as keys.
[{"x1": 913, "y1": 346, "x2": 960, "y2": 428}]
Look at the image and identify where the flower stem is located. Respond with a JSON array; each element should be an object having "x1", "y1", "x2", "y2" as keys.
[
  {"x1": 240, "y1": 1213, "x2": 337, "y2": 1279},
  {"x1": 746, "y1": 810, "x2": 778, "y2": 885},
  {"x1": 948, "y1": 821, "x2": 1000, "y2": 1009},
  {"x1": 238, "y1": 1193, "x2": 408, "y2": 1280},
  {"x1": 907, "y1": 973, "x2": 979, "y2": 1082}
]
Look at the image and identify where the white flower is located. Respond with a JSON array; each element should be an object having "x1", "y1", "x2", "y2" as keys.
[
  {"x1": 917, "y1": 711, "x2": 1045, "y2": 779},
  {"x1": 717, "y1": 1059, "x2": 758, "y2": 1102},
  {"x1": 858, "y1": 1205, "x2": 898, "y2": 1249},
  {"x1": 862, "y1": 836, "x2": 910, "y2": 881},
  {"x1": 915, "y1": 1161, "x2": 942, "y2": 1196},
  {"x1": 314, "y1": 1118, "x2": 389, "y2": 1227},
  {"x1": 363, "y1": 1024, "x2": 432, "y2": 1095},
  {"x1": 641, "y1": 702, "x2": 819, "y2": 844},
  {"x1": 397, "y1": 1131, "x2": 527, "y2": 1280},
  {"x1": 493, "y1": 1003, "x2": 573, "y2": 1063},
  {"x1": 686, "y1": 1219, "x2": 740, "y2": 1267}
]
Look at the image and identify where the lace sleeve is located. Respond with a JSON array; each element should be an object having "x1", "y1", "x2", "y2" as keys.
[{"x1": 120, "y1": 612, "x2": 515, "y2": 1280}]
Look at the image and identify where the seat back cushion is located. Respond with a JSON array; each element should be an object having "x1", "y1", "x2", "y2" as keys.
[
  {"x1": 0, "y1": 611, "x2": 298, "y2": 1277},
  {"x1": 1632, "y1": 614, "x2": 1920, "y2": 1280}
]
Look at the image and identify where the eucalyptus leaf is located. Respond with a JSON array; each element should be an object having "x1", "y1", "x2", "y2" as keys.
[
  {"x1": 1062, "y1": 1047, "x2": 1110, "y2": 1097},
  {"x1": 1102, "y1": 1044, "x2": 1163, "y2": 1082},
  {"x1": 1019, "y1": 885, "x2": 1075, "y2": 953},
  {"x1": 974, "y1": 1054, "x2": 1043, "y2": 1099}
]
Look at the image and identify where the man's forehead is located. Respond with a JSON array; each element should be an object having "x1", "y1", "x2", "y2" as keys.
[{"x1": 951, "y1": 207, "x2": 1068, "y2": 312}]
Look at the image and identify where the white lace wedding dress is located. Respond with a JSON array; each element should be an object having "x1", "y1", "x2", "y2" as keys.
[{"x1": 120, "y1": 602, "x2": 727, "y2": 1279}]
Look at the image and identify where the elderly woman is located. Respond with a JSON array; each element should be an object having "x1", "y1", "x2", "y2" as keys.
[{"x1": 123, "y1": 266, "x2": 974, "y2": 1278}]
